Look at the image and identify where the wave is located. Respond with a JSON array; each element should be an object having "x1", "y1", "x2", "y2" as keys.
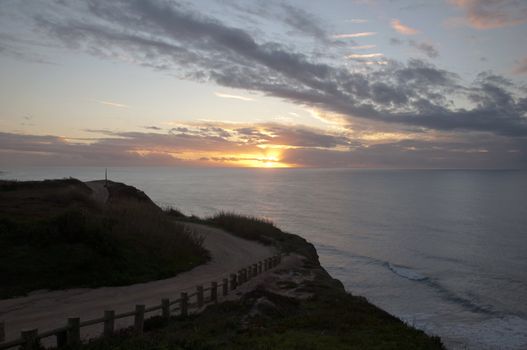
[
  {"x1": 385, "y1": 263, "x2": 501, "y2": 316},
  {"x1": 314, "y1": 243, "x2": 524, "y2": 319},
  {"x1": 386, "y1": 262, "x2": 500, "y2": 316},
  {"x1": 387, "y1": 263, "x2": 428, "y2": 281}
]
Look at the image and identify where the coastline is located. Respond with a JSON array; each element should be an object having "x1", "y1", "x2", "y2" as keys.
[{"x1": 0, "y1": 179, "x2": 445, "y2": 349}]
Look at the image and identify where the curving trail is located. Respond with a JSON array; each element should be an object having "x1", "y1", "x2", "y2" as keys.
[{"x1": 0, "y1": 182, "x2": 276, "y2": 343}]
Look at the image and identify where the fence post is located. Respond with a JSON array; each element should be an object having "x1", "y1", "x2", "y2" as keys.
[
  {"x1": 104, "y1": 310, "x2": 115, "y2": 337},
  {"x1": 180, "y1": 292, "x2": 188, "y2": 317},
  {"x1": 0, "y1": 321, "x2": 4, "y2": 343},
  {"x1": 134, "y1": 305, "x2": 145, "y2": 335},
  {"x1": 211, "y1": 282, "x2": 218, "y2": 303},
  {"x1": 258, "y1": 261, "x2": 262, "y2": 274},
  {"x1": 253, "y1": 264, "x2": 258, "y2": 276},
  {"x1": 56, "y1": 330, "x2": 67, "y2": 348},
  {"x1": 197, "y1": 285, "x2": 204, "y2": 308},
  {"x1": 67, "y1": 317, "x2": 80, "y2": 345},
  {"x1": 237, "y1": 270, "x2": 244, "y2": 285},
  {"x1": 222, "y1": 278, "x2": 229, "y2": 296},
  {"x1": 21, "y1": 329, "x2": 38, "y2": 350},
  {"x1": 230, "y1": 273, "x2": 237, "y2": 290},
  {"x1": 162, "y1": 299, "x2": 170, "y2": 321}
]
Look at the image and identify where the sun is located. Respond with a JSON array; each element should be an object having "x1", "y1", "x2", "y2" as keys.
[
  {"x1": 257, "y1": 152, "x2": 292, "y2": 168},
  {"x1": 262, "y1": 159, "x2": 287, "y2": 168},
  {"x1": 230, "y1": 151, "x2": 293, "y2": 168}
]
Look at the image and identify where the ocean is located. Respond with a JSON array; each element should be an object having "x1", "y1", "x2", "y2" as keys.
[{"x1": 2, "y1": 167, "x2": 527, "y2": 349}]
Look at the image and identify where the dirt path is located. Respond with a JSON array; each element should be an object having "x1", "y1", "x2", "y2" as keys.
[{"x1": 0, "y1": 222, "x2": 276, "y2": 343}]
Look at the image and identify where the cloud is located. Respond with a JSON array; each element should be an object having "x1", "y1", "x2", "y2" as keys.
[
  {"x1": 3, "y1": 0, "x2": 527, "y2": 138},
  {"x1": 347, "y1": 54, "x2": 388, "y2": 65},
  {"x1": 0, "y1": 122, "x2": 354, "y2": 167},
  {"x1": 390, "y1": 38, "x2": 439, "y2": 58},
  {"x1": 345, "y1": 19, "x2": 368, "y2": 24},
  {"x1": 223, "y1": 1, "x2": 335, "y2": 46},
  {"x1": 513, "y1": 57, "x2": 527, "y2": 75},
  {"x1": 346, "y1": 53, "x2": 384, "y2": 59},
  {"x1": 390, "y1": 37, "x2": 404, "y2": 45},
  {"x1": 0, "y1": 35, "x2": 56, "y2": 65},
  {"x1": 390, "y1": 19, "x2": 419, "y2": 35},
  {"x1": 2, "y1": 127, "x2": 525, "y2": 168},
  {"x1": 448, "y1": 0, "x2": 527, "y2": 29},
  {"x1": 350, "y1": 45, "x2": 377, "y2": 50},
  {"x1": 214, "y1": 92, "x2": 254, "y2": 101},
  {"x1": 333, "y1": 32, "x2": 376, "y2": 39},
  {"x1": 408, "y1": 40, "x2": 439, "y2": 58},
  {"x1": 280, "y1": 138, "x2": 527, "y2": 168},
  {"x1": 93, "y1": 99, "x2": 129, "y2": 108},
  {"x1": 279, "y1": 3, "x2": 330, "y2": 42}
]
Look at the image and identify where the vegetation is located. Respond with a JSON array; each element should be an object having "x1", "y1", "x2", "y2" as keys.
[
  {"x1": 70, "y1": 275, "x2": 443, "y2": 350},
  {"x1": 0, "y1": 179, "x2": 208, "y2": 298},
  {"x1": 1, "y1": 181, "x2": 443, "y2": 348},
  {"x1": 93, "y1": 211, "x2": 444, "y2": 350},
  {"x1": 206, "y1": 212, "x2": 319, "y2": 262}
]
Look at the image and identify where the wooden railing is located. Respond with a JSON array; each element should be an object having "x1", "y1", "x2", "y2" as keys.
[{"x1": 0, "y1": 254, "x2": 282, "y2": 350}]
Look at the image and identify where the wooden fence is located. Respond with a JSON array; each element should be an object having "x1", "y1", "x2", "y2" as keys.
[{"x1": 0, "y1": 254, "x2": 282, "y2": 350}]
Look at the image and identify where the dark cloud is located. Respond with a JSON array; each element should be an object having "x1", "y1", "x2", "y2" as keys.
[
  {"x1": 0, "y1": 38, "x2": 55, "y2": 65},
  {"x1": 390, "y1": 37, "x2": 439, "y2": 58},
  {"x1": 164, "y1": 122, "x2": 351, "y2": 148},
  {"x1": 390, "y1": 37, "x2": 403, "y2": 45},
  {"x1": 222, "y1": 0, "x2": 336, "y2": 45},
  {"x1": 281, "y1": 138, "x2": 527, "y2": 168},
  {"x1": 0, "y1": 132, "x2": 188, "y2": 166},
  {"x1": 2, "y1": 0, "x2": 526, "y2": 138},
  {"x1": 408, "y1": 40, "x2": 439, "y2": 59},
  {"x1": 1, "y1": 129, "x2": 525, "y2": 168},
  {"x1": 279, "y1": 3, "x2": 332, "y2": 43},
  {"x1": 264, "y1": 126, "x2": 351, "y2": 148}
]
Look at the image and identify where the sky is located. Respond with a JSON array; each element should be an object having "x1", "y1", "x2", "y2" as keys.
[{"x1": 0, "y1": 0, "x2": 526, "y2": 168}]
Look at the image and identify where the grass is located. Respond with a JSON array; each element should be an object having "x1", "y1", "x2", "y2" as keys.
[
  {"x1": 205, "y1": 212, "x2": 319, "y2": 263},
  {"x1": 67, "y1": 278, "x2": 443, "y2": 350},
  {"x1": 0, "y1": 178, "x2": 98, "y2": 219},
  {"x1": 0, "y1": 179, "x2": 209, "y2": 298},
  {"x1": 106, "y1": 211, "x2": 446, "y2": 350}
]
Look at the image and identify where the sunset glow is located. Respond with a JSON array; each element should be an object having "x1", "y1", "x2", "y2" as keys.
[{"x1": 0, "y1": 0, "x2": 525, "y2": 169}]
